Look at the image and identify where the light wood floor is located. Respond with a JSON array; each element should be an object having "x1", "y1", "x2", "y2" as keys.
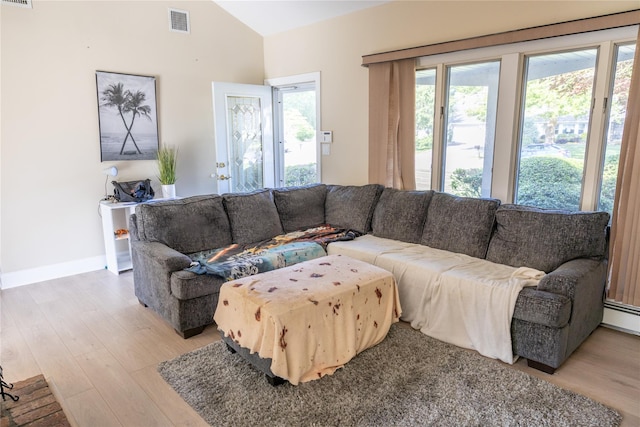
[{"x1": 1, "y1": 269, "x2": 638, "y2": 426}]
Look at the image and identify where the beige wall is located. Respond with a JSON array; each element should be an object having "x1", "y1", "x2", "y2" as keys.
[
  {"x1": 263, "y1": 1, "x2": 639, "y2": 185},
  {"x1": 0, "y1": 1, "x2": 263, "y2": 277},
  {"x1": 1, "y1": 0, "x2": 637, "y2": 283}
]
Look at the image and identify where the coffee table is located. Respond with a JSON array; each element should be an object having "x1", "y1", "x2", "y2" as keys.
[{"x1": 214, "y1": 254, "x2": 401, "y2": 385}]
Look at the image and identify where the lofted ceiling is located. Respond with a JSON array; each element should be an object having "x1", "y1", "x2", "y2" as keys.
[{"x1": 213, "y1": 0, "x2": 391, "y2": 36}]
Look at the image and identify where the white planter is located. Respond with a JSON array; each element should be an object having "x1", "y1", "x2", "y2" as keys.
[{"x1": 161, "y1": 184, "x2": 176, "y2": 199}]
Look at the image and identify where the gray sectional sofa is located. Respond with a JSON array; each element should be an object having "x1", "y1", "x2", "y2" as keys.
[{"x1": 129, "y1": 183, "x2": 610, "y2": 373}]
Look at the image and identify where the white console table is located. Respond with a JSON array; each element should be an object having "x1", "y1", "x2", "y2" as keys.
[{"x1": 100, "y1": 201, "x2": 138, "y2": 274}]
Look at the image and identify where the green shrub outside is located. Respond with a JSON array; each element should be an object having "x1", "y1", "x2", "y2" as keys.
[
  {"x1": 416, "y1": 136, "x2": 433, "y2": 151},
  {"x1": 517, "y1": 157, "x2": 582, "y2": 210},
  {"x1": 285, "y1": 163, "x2": 316, "y2": 187},
  {"x1": 598, "y1": 154, "x2": 619, "y2": 213},
  {"x1": 450, "y1": 168, "x2": 482, "y2": 198},
  {"x1": 450, "y1": 155, "x2": 617, "y2": 213}
]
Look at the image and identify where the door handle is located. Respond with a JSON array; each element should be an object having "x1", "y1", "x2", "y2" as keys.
[{"x1": 217, "y1": 174, "x2": 231, "y2": 181}]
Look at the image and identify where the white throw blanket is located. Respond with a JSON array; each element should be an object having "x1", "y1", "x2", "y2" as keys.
[{"x1": 328, "y1": 235, "x2": 545, "y2": 364}]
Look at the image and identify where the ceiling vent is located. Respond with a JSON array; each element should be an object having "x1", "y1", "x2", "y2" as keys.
[
  {"x1": 2, "y1": 0, "x2": 32, "y2": 8},
  {"x1": 169, "y1": 8, "x2": 190, "y2": 34}
]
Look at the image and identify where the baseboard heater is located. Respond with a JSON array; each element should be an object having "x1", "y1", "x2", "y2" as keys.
[{"x1": 602, "y1": 301, "x2": 640, "y2": 336}]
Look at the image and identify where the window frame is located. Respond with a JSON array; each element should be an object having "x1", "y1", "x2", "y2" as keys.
[
  {"x1": 441, "y1": 59, "x2": 501, "y2": 197},
  {"x1": 416, "y1": 26, "x2": 637, "y2": 208},
  {"x1": 514, "y1": 46, "x2": 600, "y2": 211},
  {"x1": 265, "y1": 72, "x2": 322, "y2": 187}
]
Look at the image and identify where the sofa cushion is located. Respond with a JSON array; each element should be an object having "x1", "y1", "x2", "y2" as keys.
[
  {"x1": 223, "y1": 189, "x2": 284, "y2": 245},
  {"x1": 421, "y1": 192, "x2": 500, "y2": 259},
  {"x1": 135, "y1": 195, "x2": 232, "y2": 254},
  {"x1": 486, "y1": 204, "x2": 610, "y2": 273},
  {"x1": 273, "y1": 184, "x2": 327, "y2": 232},
  {"x1": 325, "y1": 184, "x2": 383, "y2": 234},
  {"x1": 372, "y1": 188, "x2": 433, "y2": 243}
]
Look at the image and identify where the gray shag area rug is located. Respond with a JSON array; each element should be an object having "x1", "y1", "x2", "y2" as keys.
[{"x1": 158, "y1": 325, "x2": 621, "y2": 427}]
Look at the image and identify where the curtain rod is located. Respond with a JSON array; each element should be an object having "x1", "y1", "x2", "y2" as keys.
[{"x1": 362, "y1": 9, "x2": 640, "y2": 67}]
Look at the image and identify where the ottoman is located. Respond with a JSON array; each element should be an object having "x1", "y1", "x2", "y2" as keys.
[{"x1": 214, "y1": 254, "x2": 402, "y2": 385}]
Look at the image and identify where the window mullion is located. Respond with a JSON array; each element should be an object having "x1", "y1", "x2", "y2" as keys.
[
  {"x1": 431, "y1": 63, "x2": 446, "y2": 191},
  {"x1": 492, "y1": 53, "x2": 523, "y2": 202},
  {"x1": 272, "y1": 87, "x2": 286, "y2": 186},
  {"x1": 582, "y1": 42, "x2": 615, "y2": 211}
]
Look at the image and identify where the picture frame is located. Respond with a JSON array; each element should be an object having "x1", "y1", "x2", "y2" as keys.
[{"x1": 96, "y1": 71, "x2": 159, "y2": 161}]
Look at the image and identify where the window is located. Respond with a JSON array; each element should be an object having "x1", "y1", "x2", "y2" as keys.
[
  {"x1": 275, "y1": 84, "x2": 318, "y2": 187},
  {"x1": 415, "y1": 68, "x2": 436, "y2": 190},
  {"x1": 516, "y1": 48, "x2": 597, "y2": 210},
  {"x1": 268, "y1": 72, "x2": 321, "y2": 188},
  {"x1": 443, "y1": 61, "x2": 499, "y2": 198},
  {"x1": 598, "y1": 43, "x2": 636, "y2": 216},
  {"x1": 415, "y1": 26, "x2": 637, "y2": 212}
]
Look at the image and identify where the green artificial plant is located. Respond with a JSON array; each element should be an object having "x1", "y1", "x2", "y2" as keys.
[{"x1": 157, "y1": 146, "x2": 178, "y2": 185}]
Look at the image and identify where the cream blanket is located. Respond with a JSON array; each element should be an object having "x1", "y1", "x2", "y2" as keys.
[
  {"x1": 214, "y1": 254, "x2": 401, "y2": 385},
  {"x1": 328, "y1": 235, "x2": 545, "y2": 364}
]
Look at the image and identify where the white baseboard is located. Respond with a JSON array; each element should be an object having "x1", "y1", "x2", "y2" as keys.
[
  {"x1": 602, "y1": 304, "x2": 640, "y2": 335},
  {"x1": 0, "y1": 256, "x2": 106, "y2": 289}
]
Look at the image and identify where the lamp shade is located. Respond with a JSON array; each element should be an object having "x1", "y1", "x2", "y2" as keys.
[{"x1": 103, "y1": 166, "x2": 118, "y2": 177}]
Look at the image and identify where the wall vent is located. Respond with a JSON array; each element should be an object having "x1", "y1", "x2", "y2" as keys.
[
  {"x1": 1, "y1": 0, "x2": 32, "y2": 8},
  {"x1": 168, "y1": 8, "x2": 190, "y2": 34}
]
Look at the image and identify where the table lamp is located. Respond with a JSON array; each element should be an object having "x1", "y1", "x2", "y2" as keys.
[{"x1": 103, "y1": 166, "x2": 118, "y2": 200}]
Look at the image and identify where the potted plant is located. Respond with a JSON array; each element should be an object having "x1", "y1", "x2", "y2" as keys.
[{"x1": 157, "y1": 146, "x2": 178, "y2": 199}]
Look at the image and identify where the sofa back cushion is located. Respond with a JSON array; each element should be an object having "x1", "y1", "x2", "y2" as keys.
[
  {"x1": 372, "y1": 188, "x2": 434, "y2": 243},
  {"x1": 223, "y1": 189, "x2": 284, "y2": 245},
  {"x1": 273, "y1": 184, "x2": 327, "y2": 232},
  {"x1": 421, "y1": 192, "x2": 500, "y2": 259},
  {"x1": 135, "y1": 195, "x2": 232, "y2": 254},
  {"x1": 325, "y1": 184, "x2": 383, "y2": 234},
  {"x1": 486, "y1": 204, "x2": 610, "y2": 273}
]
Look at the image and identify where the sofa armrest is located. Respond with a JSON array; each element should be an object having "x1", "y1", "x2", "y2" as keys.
[
  {"x1": 513, "y1": 288, "x2": 571, "y2": 328},
  {"x1": 131, "y1": 240, "x2": 193, "y2": 315},
  {"x1": 537, "y1": 258, "x2": 606, "y2": 301},
  {"x1": 132, "y1": 240, "x2": 192, "y2": 272}
]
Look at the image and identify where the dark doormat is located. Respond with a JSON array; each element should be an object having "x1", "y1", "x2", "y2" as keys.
[{"x1": 1, "y1": 374, "x2": 71, "y2": 427}]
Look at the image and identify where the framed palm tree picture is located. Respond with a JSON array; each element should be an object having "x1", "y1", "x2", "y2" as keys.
[{"x1": 96, "y1": 71, "x2": 159, "y2": 161}]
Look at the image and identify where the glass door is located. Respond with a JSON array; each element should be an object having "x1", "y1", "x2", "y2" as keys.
[
  {"x1": 212, "y1": 82, "x2": 274, "y2": 193},
  {"x1": 273, "y1": 83, "x2": 318, "y2": 187}
]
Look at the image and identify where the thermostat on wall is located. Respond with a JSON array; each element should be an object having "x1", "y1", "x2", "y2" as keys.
[{"x1": 321, "y1": 131, "x2": 333, "y2": 143}]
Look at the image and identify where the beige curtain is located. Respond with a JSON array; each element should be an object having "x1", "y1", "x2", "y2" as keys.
[
  {"x1": 608, "y1": 27, "x2": 640, "y2": 307},
  {"x1": 368, "y1": 58, "x2": 416, "y2": 189}
]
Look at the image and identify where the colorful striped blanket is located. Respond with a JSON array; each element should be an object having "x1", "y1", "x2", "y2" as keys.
[{"x1": 186, "y1": 226, "x2": 359, "y2": 281}]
